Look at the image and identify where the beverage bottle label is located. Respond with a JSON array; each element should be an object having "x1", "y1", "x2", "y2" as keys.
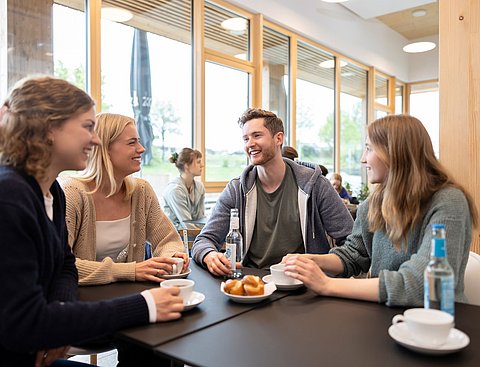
[
  {"x1": 441, "y1": 277, "x2": 455, "y2": 315},
  {"x1": 225, "y1": 243, "x2": 236, "y2": 271}
]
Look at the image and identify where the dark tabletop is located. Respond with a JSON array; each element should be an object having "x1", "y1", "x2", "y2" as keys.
[
  {"x1": 155, "y1": 291, "x2": 480, "y2": 367},
  {"x1": 78, "y1": 261, "x2": 288, "y2": 348},
  {"x1": 79, "y1": 262, "x2": 480, "y2": 367}
]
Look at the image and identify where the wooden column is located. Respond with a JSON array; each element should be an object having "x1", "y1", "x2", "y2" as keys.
[
  {"x1": 7, "y1": 0, "x2": 53, "y2": 89},
  {"x1": 439, "y1": 0, "x2": 480, "y2": 253}
]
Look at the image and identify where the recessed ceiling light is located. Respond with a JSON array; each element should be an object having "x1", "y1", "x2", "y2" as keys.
[
  {"x1": 221, "y1": 17, "x2": 247, "y2": 35},
  {"x1": 319, "y1": 60, "x2": 348, "y2": 68},
  {"x1": 403, "y1": 41, "x2": 436, "y2": 53},
  {"x1": 412, "y1": 9, "x2": 427, "y2": 17},
  {"x1": 234, "y1": 53, "x2": 247, "y2": 60},
  {"x1": 322, "y1": 0, "x2": 349, "y2": 3},
  {"x1": 102, "y1": 7, "x2": 133, "y2": 22}
]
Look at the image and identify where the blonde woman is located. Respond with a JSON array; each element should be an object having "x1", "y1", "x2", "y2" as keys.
[
  {"x1": 329, "y1": 172, "x2": 351, "y2": 204},
  {"x1": 163, "y1": 148, "x2": 206, "y2": 229},
  {"x1": 62, "y1": 113, "x2": 188, "y2": 285},
  {"x1": 285, "y1": 115, "x2": 477, "y2": 307},
  {"x1": 0, "y1": 77, "x2": 183, "y2": 366}
]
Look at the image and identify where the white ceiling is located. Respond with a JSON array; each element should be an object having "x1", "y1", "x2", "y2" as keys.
[
  {"x1": 341, "y1": 0, "x2": 437, "y2": 19},
  {"x1": 230, "y1": 0, "x2": 438, "y2": 82}
]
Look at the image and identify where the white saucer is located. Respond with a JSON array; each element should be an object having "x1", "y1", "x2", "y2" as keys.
[
  {"x1": 262, "y1": 274, "x2": 304, "y2": 291},
  {"x1": 161, "y1": 268, "x2": 192, "y2": 279},
  {"x1": 220, "y1": 282, "x2": 277, "y2": 303},
  {"x1": 388, "y1": 322, "x2": 470, "y2": 355},
  {"x1": 183, "y1": 291, "x2": 205, "y2": 311}
]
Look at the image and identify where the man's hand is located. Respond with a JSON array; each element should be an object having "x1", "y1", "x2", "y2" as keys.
[{"x1": 203, "y1": 251, "x2": 232, "y2": 276}]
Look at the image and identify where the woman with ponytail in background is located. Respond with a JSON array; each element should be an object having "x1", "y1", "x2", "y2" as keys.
[{"x1": 163, "y1": 148, "x2": 206, "y2": 230}]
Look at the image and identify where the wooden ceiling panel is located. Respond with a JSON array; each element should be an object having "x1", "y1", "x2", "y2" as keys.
[{"x1": 377, "y1": 2, "x2": 438, "y2": 40}]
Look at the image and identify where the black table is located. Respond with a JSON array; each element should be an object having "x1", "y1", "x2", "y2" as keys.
[
  {"x1": 155, "y1": 291, "x2": 480, "y2": 367},
  {"x1": 78, "y1": 264, "x2": 480, "y2": 367},
  {"x1": 78, "y1": 262, "x2": 288, "y2": 349}
]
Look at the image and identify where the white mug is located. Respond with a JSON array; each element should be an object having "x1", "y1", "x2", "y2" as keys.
[
  {"x1": 171, "y1": 258, "x2": 184, "y2": 275},
  {"x1": 270, "y1": 263, "x2": 301, "y2": 285},
  {"x1": 392, "y1": 308, "x2": 454, "y2": 347},
  {"x1": 161, "y1": 279, "x2": 194, "y2": 303}
]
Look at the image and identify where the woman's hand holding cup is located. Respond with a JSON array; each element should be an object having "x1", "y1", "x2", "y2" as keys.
[
  {"x1": 173, "y1": 252, "x2": 190, "y2": 273},
  {"x1": 135, "y1": 256, "x2": 184, "y2": 282},
  {"x1": 148, "y1": 287, "x2": 184, "y2": 321}
]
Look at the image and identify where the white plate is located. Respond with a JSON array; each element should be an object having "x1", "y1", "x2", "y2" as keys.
[
  {"x1": 262, "y1": 274, "x2": 304, "y2": 291},
  {"x1": 220, "y1": 281, "x2": 277, "y2": 303},
  {"x1": 183, "y1": 291, "x2": 205, "y2": 311},
  {"x1": 388, "y1": 322, "x2": 470, "y2": 355},
  {"x1": 161, "y1": 268, "x2": 191, "y2": 279}
]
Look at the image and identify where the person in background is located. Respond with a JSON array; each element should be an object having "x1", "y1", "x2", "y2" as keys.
[
  {"x1": 192, "y1": 108, "x2": 353, "y2": 276},
  {"x1": 61, "y1": 113, "x2": 188, "y2": 286},
  {"x1": 282, "y1": 145, "x2": 329, "y2": 177},
  {"x1": 284, "y1": 115, "x2": 477, "y2": 307},
  {"x1": 281, "y1": 145, "x2": 298, "y2": 160},
  {"x1": 163, "y1": 148, "x2": 206, "y2": 229},
  {"x1": 330, "y1": 172, "x2": 352, "y2": 204},
  {"x1": 0, "y1": 77, "x2": 183, "y2": 366}
]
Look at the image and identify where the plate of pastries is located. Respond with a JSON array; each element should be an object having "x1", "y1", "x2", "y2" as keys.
[{"x1": 220, "y1": 275, "x2": 277, "y2": 303}]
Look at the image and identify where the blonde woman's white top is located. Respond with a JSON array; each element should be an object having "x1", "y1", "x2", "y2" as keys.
[{"x1": 95, "y1": 215, "x2": 131, "y2": 262}]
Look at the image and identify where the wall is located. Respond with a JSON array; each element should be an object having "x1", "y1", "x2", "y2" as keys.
[
  {"x1": 408, "y1": 34, "x2": 439, "y2": 82},
  {"x1": 439, "y1": 0, "x2": 479, "y2": 253}
]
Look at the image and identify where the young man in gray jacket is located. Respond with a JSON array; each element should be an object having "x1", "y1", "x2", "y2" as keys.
[{"x1": 192, "y1": 108, "x2": 354, "y2": 276}]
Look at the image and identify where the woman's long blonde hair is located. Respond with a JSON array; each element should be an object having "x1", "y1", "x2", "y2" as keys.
[
  {"x1": 78, "y1": 113, "x2": 135, "y2": 199},
  {"x1": 367, "y1": 115, "x2": 478, "y2": 249}
]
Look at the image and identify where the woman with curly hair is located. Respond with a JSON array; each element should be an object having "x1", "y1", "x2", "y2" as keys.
[{"x1": 0, "y1": 77, "x2": 183, "y2": 366}]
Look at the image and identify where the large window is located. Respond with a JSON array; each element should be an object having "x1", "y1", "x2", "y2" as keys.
[
  {"x1": 263, "y1": 26, "x2": 289, "y2": 138},
  {"x1": 205, "y1": 62, "x2": 249, "y2": 182},
  {"x1": 2, "y1": 0, "x2": 411, "y2": 196},
  {"x1": 205, "y1": 2, "x2": 249, "y2": 60},
  {"x1": 296, "y1": 41, "x2": 335, "y2": 172},
  {"x1": 375, "y1": 74, "x2": 388, "y2": 106},
  {"x1": 53, "y1": 2, "x2": 86, "y2": 91},
  {"x1": 339, "y1": 62, "x2": 368, "y2": 195},
  {"x1": 395, "y1": 84, "x2": 404, "y2": 114},
  {"x1": 203, "y1": 2, "x2": 252, "y2": 184},
  {"x1": 409, "y1": 81, "x2": 439, "y2": 157},
  {"x1": 100, "y1": 0, "x2": 192, "y2": 197}
]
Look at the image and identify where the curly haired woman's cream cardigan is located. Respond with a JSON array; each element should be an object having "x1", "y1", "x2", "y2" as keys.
[{"x1": 61, "y1": 177, "x2": 183, "y2": 285}]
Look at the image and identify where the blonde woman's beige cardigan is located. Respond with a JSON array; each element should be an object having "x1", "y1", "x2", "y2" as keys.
[{"x1": 61, "y1": 177, "x2": 183, "y2": 285}]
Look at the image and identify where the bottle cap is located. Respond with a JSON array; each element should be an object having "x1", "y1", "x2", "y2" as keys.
[{"x1": 431, "y1": 224, "x2": 445, "y2": 229}]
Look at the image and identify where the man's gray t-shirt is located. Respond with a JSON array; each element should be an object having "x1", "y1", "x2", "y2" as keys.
[{"x1": 243, "y1": 164, "x2": 304, "y2": 269}]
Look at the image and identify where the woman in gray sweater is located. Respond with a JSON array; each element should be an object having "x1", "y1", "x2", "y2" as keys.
[
  {"x1": 284, "y1": 115, "x2": 477, "y2": 307},
  {"x1": 163, "y1": 148, "x2": 206, "y2": 229}
]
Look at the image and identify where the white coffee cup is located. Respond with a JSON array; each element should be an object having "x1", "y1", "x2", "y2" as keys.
[
  {"x1": 392, "y1": 308, "x2": 454, "y2": 347},
  {"x1": 161, "y1": 279, "x2": 194, "y2": 303},
  {"x1": 171, "y1": 258, "x2": 184, "y2": 275},
  {"x1": 270, "y1": 263, "x2": 301, "y2": 285}
]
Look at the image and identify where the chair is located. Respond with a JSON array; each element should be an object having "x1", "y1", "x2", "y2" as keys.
[
  {"x1": 67, "y1": 346, "x2": 115, "y2": 365},
  {"x1": 178, "y1": 228, "x2": 201, "y2": 255},
  {"x1": 464, "y1": 251, "x2": 480, "y2": 306}
]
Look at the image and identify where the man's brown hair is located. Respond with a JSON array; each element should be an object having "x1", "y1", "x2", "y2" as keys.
[{"x1": 238, "y1": 108, "x2": 284, "y2": 136}]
